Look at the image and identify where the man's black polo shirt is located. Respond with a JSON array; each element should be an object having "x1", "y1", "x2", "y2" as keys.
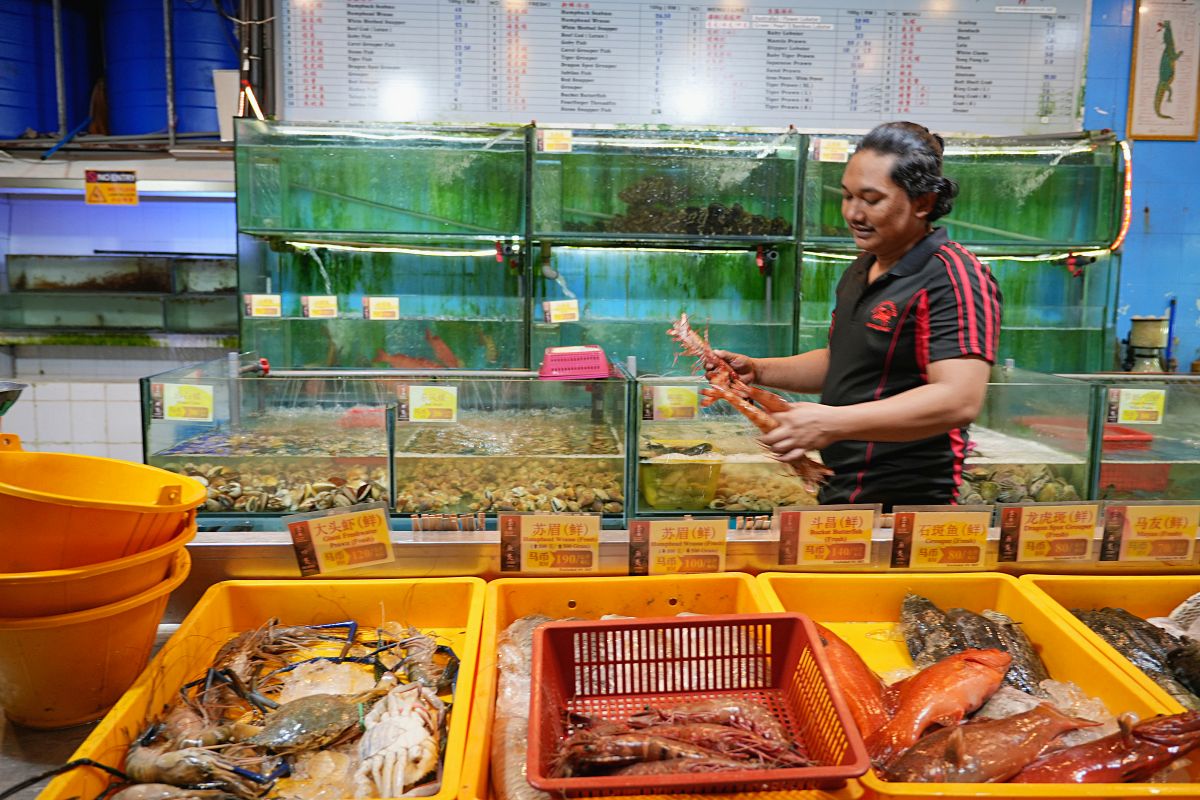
[{"x1": 819, "y1": 227, "x2": 1002, "y2": 509}]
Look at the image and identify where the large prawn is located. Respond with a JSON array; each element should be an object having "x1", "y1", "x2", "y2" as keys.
[{"x1": 667, "y1": 313, "x2": 830, "y2": 489}]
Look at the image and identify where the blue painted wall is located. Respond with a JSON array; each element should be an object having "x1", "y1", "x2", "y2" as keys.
[{"x1": 1084, "y1": 0, "x2": 1200, "y2": 367}]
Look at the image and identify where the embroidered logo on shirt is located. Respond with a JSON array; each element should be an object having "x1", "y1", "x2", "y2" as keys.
[{"x1": 866, "y1": 300, "x2": 899, "y2": 332}]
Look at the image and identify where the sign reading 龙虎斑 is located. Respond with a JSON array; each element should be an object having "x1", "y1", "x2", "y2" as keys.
[{"x1": 277, "y1": 0, "x2": 1087, "y2": 136}]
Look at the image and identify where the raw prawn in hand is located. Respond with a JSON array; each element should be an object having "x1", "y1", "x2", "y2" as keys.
[{"x1": 667, "y1": 313, "x2": 830, "y2": 489}]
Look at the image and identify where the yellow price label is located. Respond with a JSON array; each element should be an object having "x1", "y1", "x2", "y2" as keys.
[
  {"x1": 1112, "y1": 505, "x2": 1198, "y2": 562},
  {"x1": 1114, "y1": 388, "x2": 1166, "y2": 425},
  {"x1": 652, "y1": 386, "x2": 699, "y2": 420},
  {"x1": 542, "y1": 299, "x2": 580, "y2": 323},
  {"x1": 244, "y1": 294, "x2": 282, "y2": 318},
  {"x1": 409, "y1": 385, "x2": 458, "y2": 423},
  {"x1": 537, "y1": 129, "x2": 573, "y2": 153},
  {"x1": 500, "y1": 513, "x2": 600, "y2": 574},
  {"x1": 364, "y1": 296, "x2": 400, "y2": 320},
  {"x1": 999, "y1": 504, "x2": 1096, "y2": 563},
  {"x1": 893, "y1": 509, "x2": 990, "y2": 568},
  {"x1": 285, "y1": 502, "x2": 394, "y2": 577},
  {"x1": 301, "y1": 295, "x2": 338, "y2": 318},
  {"x1": 162, "y1": 383, "x2": 215, "y2": 423},
  {"x1": 779, "y1": 507, "x2": 874, "y2": 565},
  {"x1": 629, "y1": 518, "x2": 727, "y2": 576}
]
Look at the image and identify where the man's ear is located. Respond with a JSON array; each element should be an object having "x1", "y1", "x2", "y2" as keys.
[{"x1": 914, "y1": 192, "x2": 937, "y2": 219}]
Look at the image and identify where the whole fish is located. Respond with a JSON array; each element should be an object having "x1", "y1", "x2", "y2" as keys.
[
  {"x1": 1011, "y1": 711, "x2": 1200, "y2": 783},
  {"x1": 814, "y1": 623, "x2": 890, "y2": 739},
  {"x1": 866, "y1": 648, "x2": 1011, "y2": 766},
  {"x1": 1169, "y1": 591, "x2": 1200, "y2": 629},
  {"x1": 982, "y1": 609, "x2": 1051, "y2": 696},
  {"x1": 1073, "y1": 608, "x2": 1199, "y2": 709},
  {"x1": 944, "y1": 608, "x2": 1006, "y2": 652},
  {"x1": 901, "y1": 594, "x2": 964, "y2": 670},
  {"x1": 884, "y1": 703, "x2": 1098, "y2": 783},
  {"x1": 425, "y1": 329, "x2": 461, "y2": 368},
  {"x1": 374, "y1": 348, "x2": 442, "y2": 370}
]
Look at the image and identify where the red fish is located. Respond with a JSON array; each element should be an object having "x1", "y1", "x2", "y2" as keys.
[
  {"x1": 425, "y1": 329, "x2": 461, "y2": 368},
  {"x1": 865, "y1": 648, "x2": 1010, "y2": 766},
  {"x1": 373, "y1": 348, "x2": 442, "y2": 370},
  {"x1": 884, "y1": 703, "x2": 1098, "y2": 783},
  {"x1": 1011, "y1": 710, "x2": 1200, "y2": 783},
  {"x1": 814, "y1": 623, "x2": 890, "y2": 739}
]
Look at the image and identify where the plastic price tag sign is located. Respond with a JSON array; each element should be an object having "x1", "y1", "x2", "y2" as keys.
[
  {"x1": 891, "y1": 505, "x2": 992, "y2": 568},
  {"x1": 778, "y1": 504, "x2": 878, "y2": 566},
  {"x1": 629, "y1": 518, "x2": 727, "y2": 576},
  {"x1": 244, "y1": 294, "x2": 282, "y2": 318},
  {"x1": 363, "y1": 296, "x2": 400, "y2": 320},
  {"x1": 542, "y1": 299, "x2": 580, "y2": 323},
  {"x1": 1100, "y1": 502, "x2": 1199, "y2": 563},
  {"x1": 151, "y1": 383, "x2": 215, "y2": 423},
  {"x1": 642, "y1": 385, "x2": 699, "y2": 421},
  {"x1": 285, "y1": 501, "x2": 394, "y2": 577},
  {"x1": 85, "y1": 169, "x2": 137, "y2": 205},
  {"x1": 998, "y1": 503, "x2": 1097, "y2": 562},
  {"x1": 396, "y1": 385, "x2": 459, "y2": 423},
  {"x1": 499, "y1": 513, "x2": 600, "y2": 574},
  {"x1": 1108, "y1": 387, "x2": 1166, "y2": 425},
  {"x1": 536, "y1": 129, "x2": 573, "y2": 153},
  {"x1": 301, "y1": 295, "x2": 338, "y2": 318}
]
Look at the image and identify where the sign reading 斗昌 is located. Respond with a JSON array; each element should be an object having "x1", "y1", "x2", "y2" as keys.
[
  {"x1": 778, "y1": 505, "x2": 878, "y2": 566},
  {"x1": 499, "y1": 513, "x2": 600, "y2": 574}
]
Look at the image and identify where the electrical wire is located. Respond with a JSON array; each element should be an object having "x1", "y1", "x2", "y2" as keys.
[{"x1": 213, "y1": 0, "x2": 275, "y2": 24}]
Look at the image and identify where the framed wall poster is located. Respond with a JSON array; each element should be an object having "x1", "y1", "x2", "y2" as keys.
[{"x1": 1128, "y1": 0, "x2": 1200, "y2": 139}]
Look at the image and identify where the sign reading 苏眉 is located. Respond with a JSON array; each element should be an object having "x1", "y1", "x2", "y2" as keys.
[
  {"x1": 629, "y1": 517, "x2": 727, "y2": 575},
  {"x1": 499, "y1": 513, "x2": 600, "y2": 574}
]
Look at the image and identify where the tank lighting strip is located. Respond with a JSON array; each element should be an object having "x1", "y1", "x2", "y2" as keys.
[
  {"x1": 285, "y1": 241, "x2": 505, "y2": 258},
  {"x1": 555, "y1": 245, "x2": 757, "y2": 255}
]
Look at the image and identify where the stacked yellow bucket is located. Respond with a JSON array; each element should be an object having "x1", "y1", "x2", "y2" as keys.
[{"x1": 0, "y1": 432, "x2": 205, "y2": 728}]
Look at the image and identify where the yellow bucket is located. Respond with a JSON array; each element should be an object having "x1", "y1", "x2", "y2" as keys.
[
  {"x1": 0, "y1": 517, "x2": 195, "y2": 616},
  {"x1": 0, "y1": 433, "x2": 205, "y2": 571},
  {"x1": 0, "y1": 548, "x2": 189, "y2": 729}
]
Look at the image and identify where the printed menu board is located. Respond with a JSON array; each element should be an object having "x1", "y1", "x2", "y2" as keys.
[{"x1": 279, "y1": 0, "x2": 1087, "y2": 135}]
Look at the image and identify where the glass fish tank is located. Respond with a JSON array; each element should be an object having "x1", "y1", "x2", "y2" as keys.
[
  {"x1": 142, "y1": 356, "x2": 630, "y2": 524},
  {"x1": 633, "y1": 376, "x2": 819, "y2": 519},
  {"x1": 391, "y1": 369, "x2": 628, "y2": 524},
  {"x1": 965, "y1": 366, "x2": 1093, "y2": 503},
  {"x1": 798, "y1": 250, "x2": 1119, "y2": 374},
  {"x1": 533, "y1": 243, "x2": 798, "y2": 375},
  {"x1": 142, "y1": 355, "x2": 392, "y2": 515},
  {"x1": 533, "y1": 127, "x2": 800, "y2": 242},
  {"x1": 803, "y1": 133, "x2": 1123, "y2": 248},
  {"x1": 238, "y1": 236, "x2": 525, "y2": 370},
  {"x1": 1058, "y1": 375, "x2": 1200, "y2": 501},
  {"x1": 235, "y1": 119, "x2": 525, "y2": 237}
]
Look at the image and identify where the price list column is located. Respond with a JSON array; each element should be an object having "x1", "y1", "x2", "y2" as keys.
[
  {"x1": 834, "y1": 9, "x2": 886, "y2": 127},
  {"x1": 949, "y1": 12, "x2": 1033, "y2": 125},
  {"x1": 438, "y1": 0, "x2": 489, "y2": 117},
  {"x1": 282, "y1": 1, "x2": 347, "y2": 118},
  {"x1": 640, "y1": 4, "x2": 691, "y2": 118},
  {"x1": 557, "y1": 1, "x2": 640, "y2": 120},
  {"x1": 343, "y1": 2, "x2": 439, "y2": 117},
  {"x1": 1030, "y1": 12, "x2": 1081, "y2": 125}
]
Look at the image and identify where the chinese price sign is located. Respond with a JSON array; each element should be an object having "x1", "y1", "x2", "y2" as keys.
[
  {"x1": 243, "y1": 294, "x2": 282, "y2": 318},
  {"x1": 891, "y1": 508, "x2": 991, "y2": 568},
  {"x1": 285, "y1": 502, "x2": 393, "y2": 577},
  {"x1": 364, "y1": 296, "x2": 400, "y2": 320},
  {"x1": 151, "y1": 382, "x2": 215, "y2": 423},
  {"x1": 998, "y1": 504, "x2": 1097, "y2": 563},
  {"x1": 1100, "y1": 504, "x2": 1199, "y2": 562},
  {"x1": 499, "y1": 513, "x2": 600, "y2": 574},
  {"x1": 1108, "y1": 388, "x2": 1166, "y2": 425},
  {"x1": 395, "y1": 385, "x2": 459, "y2": 423},
  {"x1": 542, "y1": 299, "x2": 580, "y2": 323},
  {"x1": 778, "y1": 506, "x2": 875, "y2": 566},
  {"x1": 301, "y1": 295, "x2": 339, "y2": 318},
  {"x1": 629, "y1": 518, "x2": 727, "y2": 576},
  {"x1": 640, "y1": 385, "x2": 700, "y2": 421}
]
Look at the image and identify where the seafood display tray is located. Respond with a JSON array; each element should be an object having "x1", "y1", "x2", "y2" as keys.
[
  {"x1": 1020, "y1": 575, "x2": 1200, "y2": 714},
  {"x1": 528, "y1": 614, "x2": 869, "y2": 796},
  {"x1": 756, "y1": 572, "x2": 1194, "y2": 800},
  {"x1": 461, "y1": 574, "x2": 799, "y2": 800},
  {"x1": 38, "y1": 578, "x2": 485, "y2": 800}
]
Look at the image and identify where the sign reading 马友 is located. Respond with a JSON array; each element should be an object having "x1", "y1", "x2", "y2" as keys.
[{"x1": 278, "y1": 0, "x2": 1088, "y2": 136}]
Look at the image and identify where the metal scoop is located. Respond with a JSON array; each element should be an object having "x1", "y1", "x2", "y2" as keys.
[{"x1": 0, "y1": 382, "x2": 27, "y2": 417}]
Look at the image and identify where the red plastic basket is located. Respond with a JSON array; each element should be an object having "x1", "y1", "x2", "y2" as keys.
[
  {"x1": 1100, "y1": 461, "x2": 1172, "y2": 492},
  {"x1": 1018, "y1": 415, "x2": 1154, "y2": 451},
  {"x1": 527, "y1": 613, "x2": 869, "y2": 796}
]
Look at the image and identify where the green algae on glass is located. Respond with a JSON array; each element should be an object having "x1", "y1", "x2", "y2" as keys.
[
  {"x1": 533, "y1": 128, "x2": 800, "y2": 239},
  {"x1": 235, "y1": 119, "x2": 525, "y2": 236},
  {"x1": 802, "y1": 134, "x2": 1122, "y2": 248}
]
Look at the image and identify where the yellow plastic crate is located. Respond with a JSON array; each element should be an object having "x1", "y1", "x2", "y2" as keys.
[
  {"x1": 757, "y1": 572, "x2": 1194, "y2": 799},
  {"x1": 1021, "y1": 574, "x2": 1200, "y2": 714},
  {"x1": 40, "y1": 577, "x2": 485, "y2": 800},
  {"x1": 459, "y1": 573, "x2": 863, "y2": 800}
]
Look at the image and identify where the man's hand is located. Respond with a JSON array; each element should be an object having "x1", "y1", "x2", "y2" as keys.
[
  {"x1": 704, "y1": 349, "x2": 759, "y2": 385},
  {"x1": 760, "y1": 402, "x2": 845, "y2": 461}
]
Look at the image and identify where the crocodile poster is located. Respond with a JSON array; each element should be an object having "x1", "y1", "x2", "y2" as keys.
[{"x1": 1130, "y1": 0, "x2": 1200, "y2": 139}]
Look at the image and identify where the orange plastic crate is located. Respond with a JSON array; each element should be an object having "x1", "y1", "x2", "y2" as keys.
[{"x1": 527, "y1": 613, "x2": 869, "y2": 796}]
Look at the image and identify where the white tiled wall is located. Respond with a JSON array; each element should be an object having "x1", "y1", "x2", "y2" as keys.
[{"x1": 1, "y1": 381, "x2": 144, "y2": 462}]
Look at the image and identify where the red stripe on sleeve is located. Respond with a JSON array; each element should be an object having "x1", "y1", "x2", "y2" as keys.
[
  {"x1": 914, "y1": 289, "x2": 930, "y2": 380},
  {"x1": 943, "y1": 244, "x2": 981, "y2": 355},
  {"x1": 954, "y1": 242, "x2": 997, "y2": 361},
  {"x1": 936, "y1": 252, "x2": 969, "y2": 354}
]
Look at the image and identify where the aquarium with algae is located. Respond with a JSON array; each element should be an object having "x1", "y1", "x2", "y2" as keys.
[
  {"x1": 235, "y1": 119, "x2": 528, "y2": 369},
  {"x1": 634, "y1": 376, "x2": 820, "y2": 517}
]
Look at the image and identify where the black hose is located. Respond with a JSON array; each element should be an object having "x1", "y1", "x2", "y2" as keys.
[{"x1": 0, "y1": 759, "x2": 130, "y2": 800}]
